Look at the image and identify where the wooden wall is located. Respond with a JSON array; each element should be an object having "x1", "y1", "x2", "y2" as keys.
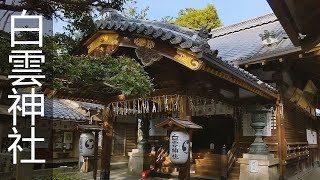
[
  {"x1": 283, "y1": 100, "x2": 307, "y2": 143},
  {"x1": 125, "y1": 124, "x2": 137, "y2": 155},
  {"x1": 282, "y1": 99, "x2": 320, "y2": 178},
  {"x1": 112, "y1": 122, "x2": 137, "y2": 156}
]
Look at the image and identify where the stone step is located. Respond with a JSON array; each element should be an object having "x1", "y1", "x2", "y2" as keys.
[
  {"x1": 195, "y1": 167, "x2": 221, "y2": 172},
  {"x1": 111, "y1": 155, "x2": 129, "y2": 163},
  {"x1": 110, "y1": 162, "x2": 128, "y2": 170},
  {"x1": 191, "y1": 174, "x2": 216, "y2": 180},
  {"x1": 228, "y1": 175, "x2": 240, "y2": 180},
  {"x1": 195, "y1": 164, "x2": 221, "y2": 171},
  {"x1": 203, "y1": 154, "x2": 222, "y2": 159},
  {"x1": 195, "y1": 159, "x2": 221, "y2": 165},
  {"x1": 195, "y1": 169, "x2": 221, "y2": 178}
]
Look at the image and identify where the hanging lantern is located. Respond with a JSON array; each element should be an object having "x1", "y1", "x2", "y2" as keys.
[
  {"x1": 79, "y1": 132, "x2": 95, "y2": 156},
  {"x1": 169, "y1": 131, "x2": 189, "y2": 164}
]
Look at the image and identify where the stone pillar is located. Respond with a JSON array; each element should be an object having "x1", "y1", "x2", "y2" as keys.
[{"x1": 128, "y1": 114, "x2": 151, "y2": 176}]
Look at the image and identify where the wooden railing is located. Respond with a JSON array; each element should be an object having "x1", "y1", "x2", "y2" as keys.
[
  {"x1": 285, "y1": 142, "x2": 309, "y2": 164},
  {"x1": 156, "y1": 146, "x2": 169, "y2": 163},
  {"x1": 227, "y1": 142, "x2": 239, "y2": 173}
]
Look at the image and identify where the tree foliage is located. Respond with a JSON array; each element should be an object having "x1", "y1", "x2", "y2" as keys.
[
  {"x1": 0, "y1": 0, "x2": 128, "y2": 36},
  {"x1": 173, "y1": 4, "x2": 222, "y2": 29},
  {"x1": 0, "y1": 0, "x2": 154, "y2": 97},
  {"x1": 123, "y1": 0, "x2": 149, "y2": 19},
  {"x1": 49, "y1": 54, "x2": 153, "y2": 96},
  {"x1": 0, "y1": 0, "x2": 128, "y2": 19}
]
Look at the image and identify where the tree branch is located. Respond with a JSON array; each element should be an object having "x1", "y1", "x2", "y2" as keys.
[{"x1": 0, "y1": 3, "x2": 24, "y2": 12}]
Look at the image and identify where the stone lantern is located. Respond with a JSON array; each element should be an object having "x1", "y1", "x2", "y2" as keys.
[
  {"x1": 248, "y1": 105, "x2": 270, "y2": 155},
  {"x1": 238, "y1": 105, "x2": 279, "y2": 180}
]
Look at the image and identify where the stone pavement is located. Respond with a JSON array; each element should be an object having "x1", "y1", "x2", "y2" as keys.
[
  {"x1": 287, "y1": 166, "x2": 320, "y2": 180},
  {"x1": 78, "y1": 169, "x2": 211, "y2": 180},
  {"x1": 300, "y1": 167, "x2": 320, "y2": 180},
  {"x1": 78, "y1": 169, "x2": 171, "y2": 180}
]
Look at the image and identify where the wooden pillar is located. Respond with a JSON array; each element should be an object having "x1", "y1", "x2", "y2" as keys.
[
  {"x1": 93, "y1": 130, "x2": 99, "y2": 180},
  {"x1": 234, "y1": 88, "x2": 240, "y2": 147},
  {"x1": 318, "y1": 119, "x2": 320, "y2": 164},
  {"x1": 0, "y1": 121, "x2": 6, "y2": 151},
  {"x1": 16, "y1": 149, "x2": 33, "y2": 180},
  {"x1": 178, "y1": 96, "x2": 191, "y2": 180},
  {"x1": 100, "y1": 107, "x2": 114, "y2": 180},
  {"x1": 276, "y1": 100, "x2": 285, "y2": 179}
]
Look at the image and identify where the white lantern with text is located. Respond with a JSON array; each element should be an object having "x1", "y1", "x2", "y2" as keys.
[
  {"x1": 79, "y1": 132, "x2": 95, "y2": 156},
  {"x1": 169, "y1": 131, "x2": 189, "y2": 164}
]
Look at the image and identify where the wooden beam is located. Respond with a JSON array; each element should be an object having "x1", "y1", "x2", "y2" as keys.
[
  {"x1": 201, "y1": 65, "x2": 278, "y2": 100},
  {"x1": 267, "y1": 0, "x2": 301, "y2": 46},
  {"x1": 284, "y1": 0, "x2": 320, "y2": 50}
]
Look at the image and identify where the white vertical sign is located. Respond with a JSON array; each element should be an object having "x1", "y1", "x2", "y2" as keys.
[{"x1": 249, "y1": 160, "x2": 258, "y2": 173}]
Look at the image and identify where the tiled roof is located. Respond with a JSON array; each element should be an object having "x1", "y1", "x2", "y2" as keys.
[
  {"x1": 15, "y1": 93, "x2": 88, "y2": 121},
  {"x1": 208, "y1": 13, "x2": 301, "y2": 63},
  {"x1": 91, "y1": 11, "x2": 277, "y2": 97},
  {"x1": 78, "y1": 101, "x2": 104, "y2": 111},
  {"x1": 96, "y1": 9, "x2": 217, "y2": 57},
  {"x1": 49, "y1": 98, "x2": 88, "y2": 121}
]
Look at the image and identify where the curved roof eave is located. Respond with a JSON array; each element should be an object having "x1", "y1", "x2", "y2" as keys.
[{"x1": 85, "y1": 10, "x2": 278, "y2": 100}]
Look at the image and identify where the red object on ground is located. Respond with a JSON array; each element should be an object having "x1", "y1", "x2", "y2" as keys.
[{"x1": 142, "y1": 170, "x2": 149, "y2": 179}]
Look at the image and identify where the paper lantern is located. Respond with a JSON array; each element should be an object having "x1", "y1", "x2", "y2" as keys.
[
  {"x1": 169, "y1": 131, "x2": 189, "y2": 164},
  {"x1": 79, "y1": 132, "x2": 95, "y2": 156}
]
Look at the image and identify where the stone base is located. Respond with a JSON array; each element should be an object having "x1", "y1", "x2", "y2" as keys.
[
  {"x1": 238, "y1": 154, "x2": 279, "y2": 180},
  {"x1": 79, "y1": 156, "x2": 95, "y2": 173},
  {"x1": 127, "y1": 149, "x2": 150, "y2": 176}
]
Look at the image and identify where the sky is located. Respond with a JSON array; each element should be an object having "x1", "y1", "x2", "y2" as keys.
[{"x1": 53, "y1": 0, "x2": 273, "y2": 33}]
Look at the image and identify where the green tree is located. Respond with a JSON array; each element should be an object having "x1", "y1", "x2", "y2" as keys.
[
  {"x1": 0, "y1": 0, "x2": 154, "y2": 97},
  {"x1": 173, "y1": 4, "x2": 222, "y2": 29},
  {"x1": 160, "y1": 16, "x2": 174, "y2": 23},
  {"x1": 0, "y1": 0, "x2": 128, "y2": 36},
  {"x1": 123, "y1": 0, "x2": 149, "y2": 19}
]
